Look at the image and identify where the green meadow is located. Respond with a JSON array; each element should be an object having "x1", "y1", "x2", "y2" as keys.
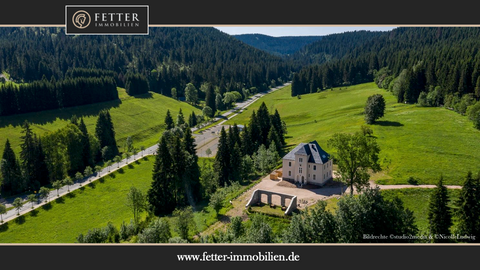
[
  {"x1": 0, "y1": 87, "x2": 201, "y2": 156},
  {"x1": 226, "y1": 83, "x2": 480, "y2": 185},
  {"x1": 381, "y1": 188, "x2": 461, "y2": 234},
  {"x1": 0, "y1": 157, "x2": 155, "y2": 243}
]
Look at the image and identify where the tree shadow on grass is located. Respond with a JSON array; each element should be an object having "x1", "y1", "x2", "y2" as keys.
[
  {"x1": 67, "y1": 193, "x2": 76, "y2": 199},
  {"x1": 109, "y1": 173, "x2": 116, "y2": 179},
  {"x1": 118, "y1": 168, "x2": 125, "y2": 174},
  {"x1": 87, "y1": 182, "x2": 96, "y2": 189},
  {"x1": 0, "y1": 223, "x2": 9, "y2": 232},
  {"x1": 55, "y1": 197, "x2": 65, "y2": 204},
  {"x1": 134, "y1": 92, "x2": 153, "y2": 99},
  {"x1": 15, "y1": 215, "x2": 25, "y2": 225},
  {"x1": 30, "y1": 209, "x2": 39, "y2": 217},
  {"x1": 375, "y1": 120, "x2": 404, "y2": 127},
  {"x1": 0, "y1": 99, "x2": 122, "y2": 128},
  {"x1": 127, "y1": 164, "x2": 135, "y2": 169},
  {"x1": 99, "y1": 177, "x2": 105, "y2": 184},
  {"x1": 42, "y1": 202, "x2": 53, "y2": 211}
]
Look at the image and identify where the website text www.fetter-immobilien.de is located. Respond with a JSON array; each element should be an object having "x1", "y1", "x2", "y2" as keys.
[{"x1": 177, "y1": 251, "x2": 300, "y2": 262}]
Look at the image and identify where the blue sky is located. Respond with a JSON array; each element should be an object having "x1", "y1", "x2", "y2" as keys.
[{"x1": 215, "y1": 26, "x2": 396, "y2": 37}]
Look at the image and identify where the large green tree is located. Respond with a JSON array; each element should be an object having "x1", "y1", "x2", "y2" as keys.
[
  {"x1": 126, "y1": 186, "x2": 146, "y2": 224},
  {"x1": 427, "y1": 176, "x2": 452, "y2": 242},
  {"x1": 172, "y1": 206, "x2": 195, "y2": 241},
  {"x1": 328, "y1": 128, "x2": 381, "y2": 196},
  {"x1": 185, "y1": 83, "x2": 198, "y2": 105},
  {"x1": 364, "y1": 94, "x2": 386, "y2": 124}
]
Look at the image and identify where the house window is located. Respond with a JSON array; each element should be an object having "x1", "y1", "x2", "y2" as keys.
[
  {"x1": 289, "y1": 161, "x2": 291, "y2": 167},
  {"x1": 313, "y1": 175, "x2": 316, "y2": 180},
  {"x1": 313, "y1": 165, "x2": 316, "y2": 171},
  {"x1": 299, "y1": 168, "x2": 303, "y2": 174},
  {"x1": 308, "y1": 174, "x2": 310, "y2": 178},
  {"x1": 299, "y1": 158, "x2": 303, "y2": 163},
  {"x1": 288, "y1": 171, "x2": 291, "y2": 177},
  {"x1": 324, "y1": 174, "x2": 325, "y2": 179}
]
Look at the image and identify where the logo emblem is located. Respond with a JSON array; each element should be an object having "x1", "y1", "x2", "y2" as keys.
[{"x1": 72, "y1": 10, "x2": 91, "y2": 29}]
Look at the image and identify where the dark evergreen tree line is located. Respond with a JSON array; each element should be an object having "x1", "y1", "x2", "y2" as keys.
[
  {"x1": 0, "y1": 27, "x2": 292, "y2": 99},
  {"x1": 148, "y1": 119, "x2": 201, "y2": 216},
  {"x1": 215, "y1": 102, "x2": 286, "y2": 187},
  {"x1": 291, "y1": 27, "x2": 480, "y2": 100},
  {"x1": 125, "y1": 73, "x2": 149, "y2": 96},
  {"x1": 0, "y1": 76, "x2": 117, "y2": 116}
]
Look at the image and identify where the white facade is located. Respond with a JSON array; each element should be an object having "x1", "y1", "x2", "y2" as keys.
[{"x1": 282, "y1": 141, "x2": 333, "y2": 186}]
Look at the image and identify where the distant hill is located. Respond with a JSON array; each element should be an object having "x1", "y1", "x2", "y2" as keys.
[{"x1": 233, "y1": 34, "x2": 323, "y2": 56}]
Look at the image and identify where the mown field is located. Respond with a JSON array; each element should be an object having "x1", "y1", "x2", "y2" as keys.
[
  {"x1": 0, "y1": 87, "x2": 202, "y2": 156},
  {"x1": 0, "y1": 157, "x2": 155, "y2": 243},
  {"x1": 381, "y1": 188, "x2": 461, "y2": 234},
  {"x1": 225, "y1": 83, "x2": 480, "y2": 185}
]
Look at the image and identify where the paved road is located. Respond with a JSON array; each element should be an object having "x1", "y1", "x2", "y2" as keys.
[{"x1": 0, "y1": 82, "x2": 291, "y2": 224}]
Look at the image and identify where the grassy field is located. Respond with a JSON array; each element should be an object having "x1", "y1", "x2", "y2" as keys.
[
  {"x1": 0, "y1": 157, "x2": 155, "y2": 243},
  {"x1": 225, "y1": 83, "x2": 480, "y2": 185},
  {"x1": 0, "y1": 87, "x2": 201, "y2": 156},
  {"x1": 381, "y1": 188, "x2": 460, "y2": 234}
]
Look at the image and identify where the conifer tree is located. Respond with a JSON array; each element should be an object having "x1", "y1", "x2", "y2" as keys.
[
  {"x1": 95, "y1": 110, "x2": 118, "y2": 160},
  {"x1": 1, "y1": 139, "x2": 23, "y2": 194},
  {"x1": 229, "y1": 143, "x2": 242, "y2": 182},
  {"x1": 182, "y1": 128, "x2": 201, "y2": 204},
  {"x1": 270, "y1": 109, "x2": 285, "y2": 145},
  {"x1": 427, "y1": 175, "x2": 452, "y2": 242},
  {"x1": 165, "y1": 109, "x2": 174, "y2": 130},
  {"x1": 240, "y1": 125, "x2": 253, "y2": 156},
  {"x1": 148, "y1": 135, "x2": 176, "y2": 216},
  {"x1": 248, "y1": 111, "x2": 261, "y2": 153},
  {"x1": 171, "y1": 136, "x2": 186, "y2": 205},
  {"x1": 214, "y1": 127, "x2": 230, "y2": 186},
  {"x1": 256, "y1": 102, "x2": 271, "y2": 145},
  {"x1": 205, "y1": 83, "x2": 216, "y2": 113},
  {"x1": 454, "y1": 171, "x2": 480, "y2": 242},
  {"x1": 20, "y1": 121, "x2": 48, "y2": 190},
  {"x1": 176, "y1": 108, "x2": 185, "y2": 127},
  {"x1": 267, "y1": 126, "x2": 283, "y2": 155},
  {"x1": 77, "y1": 118, "x2": 93, "y2": 167},
  {"x1": 188, "y1": 111, "x2": 197, "y2": 127}
]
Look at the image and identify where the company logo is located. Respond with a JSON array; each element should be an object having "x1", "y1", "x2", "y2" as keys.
[
  {"x1": 66, "y1": 5, "x2": 149, "y2": 35},
  {"x1": 72, "y1": 10, "x2": 91, "y2": 29}
]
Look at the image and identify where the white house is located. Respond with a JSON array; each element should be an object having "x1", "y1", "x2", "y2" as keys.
[{"x1": 282, "y1": 140, "x2": 333, "y2": 186}]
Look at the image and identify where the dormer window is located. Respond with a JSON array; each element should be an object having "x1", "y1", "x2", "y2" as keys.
[{"x1": 299, "y1": 158, "x2": 303, "y2": 163}]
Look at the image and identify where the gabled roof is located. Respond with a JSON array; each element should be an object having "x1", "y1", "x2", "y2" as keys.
[{"x1": 283, "y1": 140, "x2": 330, "y2": 164}]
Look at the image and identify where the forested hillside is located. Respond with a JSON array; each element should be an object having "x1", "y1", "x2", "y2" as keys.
[
  {"x1": 291, "y1": 28, "x2": 480, "y2": 107},
  {"x1": 233, "y1": 34, "x2": 323, "y2": 56},
  {"x1": 0, "y1": 27, "x2": 293, "y2": 115}
]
